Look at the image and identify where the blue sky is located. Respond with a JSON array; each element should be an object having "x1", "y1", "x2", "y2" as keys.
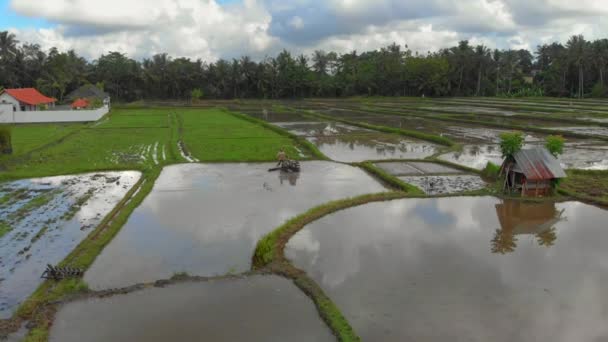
[
  {"x1": 2, "y1": 0, "x2": 608, "y2": 61},
  {"x1": 0, "y1": 0, "x2": 51, "y2": 29}
]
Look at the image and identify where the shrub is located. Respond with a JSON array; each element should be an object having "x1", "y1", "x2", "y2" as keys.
[
  {"x1": 591, "y1": 83, "x2": 607, "y2": 98},
  {"x1": 89, "y1": 98, "x2": 103, "y2": 109},
  {"x1": 499, "y1": 131, "x2": 524, "y2": 158},
  {"x1": 545, "y1": 135, "x2": 565, "y2": 157},
  {"x1": 0, "y1": 125, "x2": 12, "y2": 155},
  {"x1": 482, "y1": 161, "x2": 501, "y2": 180},
  {"x1": 191, "y1": 88, "x2": 203, "y2": 102}
]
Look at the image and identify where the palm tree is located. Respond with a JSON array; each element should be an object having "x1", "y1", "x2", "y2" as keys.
[
  {"x1": 591, "y1": 39, "x2": 608, "y2": 88},
  {"x1": 493, "y1": 49, "x2": 502, "y2": 95},
  {"x1": 0, "y1": 31, "x2": 19, "y2": 57},
  {"x1": 474, "y1": 45, "x2": 490, "y2": 96},
  {"x1": 566, "y1": 35, "x2": 588, "y2": 99}
]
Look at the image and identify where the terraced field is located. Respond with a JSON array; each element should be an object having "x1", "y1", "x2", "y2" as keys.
[{"x1": 1, "y1": 98, "x2": 607, "y2": 342}]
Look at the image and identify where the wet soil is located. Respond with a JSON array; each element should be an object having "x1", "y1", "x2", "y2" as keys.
[
  {"x1": 50, "y1": 275, "x2": 334, "y2": 342},
  {"x1": 286, "y1": 197, "x2": 608, "y2": 342},
  {"x1": 375, "y1": 162, "x2": 464, "y2": 176},
  {"x1": 84, "y1": 161, "x2": 385, "y2": 289},
  {"x1": 242, "y1": 110, "x2": 310, "y2": 122},
  {"x1": 398, "y1": 175, "x2": 487, "y2": 195},
  {"x1": 273, "y1": 121, "x2": 373, "y2": 136},
  {"x1": 0, "y1": 172, "x2": 140, "y2": 319}
]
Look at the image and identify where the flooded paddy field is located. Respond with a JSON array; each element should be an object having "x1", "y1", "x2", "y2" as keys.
[
  {"x1": 375, "y1": 161, "x2": 464, "y2": 176},
  {"x1": 51, "y1": 275, "x2": 333, "y2": 342},
  {"x1": 398, "y1": 175, "x2": 487, "y2": 195},
  {"x1": 84, "y1": 161, "x2": 385, "y2": 289},
  {"x1": 286, "y1": 197, "x2": 608, "y2": 342},
  {"x1": 273, "y1": 121, "x2": 372, "y2": 136},
  {"x1": 0, "y1": 172, "x2": 140, "y2": 318},
  {"x1": 241, "y1": 110, "x2": 310, "y2": 122},
  {"x1": 308, "y1": 133, "x2": 438, "y2": 162},
  {"x1": 439, "y1": 142, "x2": 608, "y2": 170},
  {"x1": 374, "y1": 161, "x2": 486, "y2": 195}
]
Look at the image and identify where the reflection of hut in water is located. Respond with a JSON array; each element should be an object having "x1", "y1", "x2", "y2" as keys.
[
  {"x1": 501, "y1": 147, "x2": 566, "y2": 197},
  {"x1": 491, "y1": 200, "x2": 565, "y2": 254}
]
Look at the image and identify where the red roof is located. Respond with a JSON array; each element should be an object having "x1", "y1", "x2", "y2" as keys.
[
  {"x1": 71, "y1": 98, "x2": 89, "y2": 108},
  {"x1": 1, "y1": 88, "x2": 56, "y2": 106}
]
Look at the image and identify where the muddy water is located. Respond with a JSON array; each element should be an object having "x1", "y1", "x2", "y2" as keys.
[
  {"x1": 242, "y1": 110, "x2": 310, "y2": 122},
  {"x1": 398, "y1": 175, "x2": 487, "y2": 195},
  {"x1": 0, "y1": 172, "x2": 140, "y2": 319},
  {"x1": 273, "y1": 121, "x2": 373, "y2": 136},
  {"x1": 439, "y1": 143, "x2": 608, "y2": 170},
  {"x1": 375, "y1": 162, "x2": 464, "y2": 176},
  {"x1": 286, "y1": 198, "x2": 608, "y2": 342},
  {"x1": 85, "y1": 162, "x2": 385, "y2": 289},
  {"x1": 551, "y1": 126, "x2": 608, "y2": 137},
  {"x1": 308, "y1": 134, "x2": 438, "y2": 163},
  {"x1": 50, "y1": 275, "x2": 334, "y2": 342}
]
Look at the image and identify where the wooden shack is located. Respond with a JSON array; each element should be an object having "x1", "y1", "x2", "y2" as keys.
[{"x1": 501, "y1": 147, "x2": 566, "y2": 197}]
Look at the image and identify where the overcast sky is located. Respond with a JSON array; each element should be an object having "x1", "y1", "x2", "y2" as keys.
[{"x1": 2, "y1": 0, "x2": 608, "y2": 61}]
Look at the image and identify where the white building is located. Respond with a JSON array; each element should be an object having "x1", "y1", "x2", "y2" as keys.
[{"x1": 0, "y1": 88, "x2": 56, "y2": 112}]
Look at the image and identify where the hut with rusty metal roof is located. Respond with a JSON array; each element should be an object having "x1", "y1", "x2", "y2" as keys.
[{"x1": 501, "y1": 147, "x2": 566, "y2": 197}]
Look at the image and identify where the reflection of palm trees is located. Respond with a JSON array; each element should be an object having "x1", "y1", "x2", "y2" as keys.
[
  {"x1": 536, "y1": 227, "x2": 557, "y2": 247},
  {"x1": 492, "y1": 200, "x2": 565, "y2": 254},
  {"x1": 491, "y1": 229, "x2": 518, "y2": 254}
]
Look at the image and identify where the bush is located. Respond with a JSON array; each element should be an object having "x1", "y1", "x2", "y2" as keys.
[
  {"x1": 591, "y1": 83, "x2": 607, "y2": 98},
  {"x1": 482, "y1": 161, "x2": 501, "y2": 180},
  {"x1": 0, "y1": 125, "x2": 12, "y2": 155},
  {"x1": 545, "y1": 135, "x2": 565, "y2": 157},
  {"x1": 191, "y1": 88, "x2": 203, "y2": 102},
  {"x1": 499, "y1": 131, "x2": 524, "y2": 158}
]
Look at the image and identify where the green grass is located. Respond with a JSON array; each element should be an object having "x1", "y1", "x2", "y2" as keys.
[
  {"x1": 357, "y1": 162, "x2": 424, "y2": 194},
  {"x1": 0, "y1": 220, "x2": 11, "y2": 238},
  {"x1": 0, "y1": 123, "x2": 83, "y2": 159},
  {"x1": 179, "y1": 108, "x2": 302, "y2": 162},
  {"x1": 0, "y1": 128, "x2": 168, "y2": 181},
  {"x1": 97, "y1": 110, "x2": 170, "y2": 128},
  {"x1": 559, "y1": 169, "x2": 608, "y2": 206}
]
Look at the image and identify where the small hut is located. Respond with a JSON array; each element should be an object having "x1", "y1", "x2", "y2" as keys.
[{"x1": 501, "y1": 147, "x2": 566, "y2": 197}]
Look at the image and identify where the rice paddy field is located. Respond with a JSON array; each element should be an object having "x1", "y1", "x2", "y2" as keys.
[{"x1": 1, "y1": 97, "x2": 608, "y2": 342}]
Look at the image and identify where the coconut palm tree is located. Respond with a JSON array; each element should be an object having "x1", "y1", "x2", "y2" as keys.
[{"x1": 566, "y1": 35, "x2": 589, "y2": 99}]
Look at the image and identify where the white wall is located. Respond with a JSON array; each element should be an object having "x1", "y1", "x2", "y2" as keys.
[
  {"x1": 0, "y1": 105, "x2": 109, "y2": 123},
  {"x1": 0, "y1": 103, "x2": 14, "y2": 123},
  {"x1": 0, "y1": 93, "x2": 19, "y2": 111}
]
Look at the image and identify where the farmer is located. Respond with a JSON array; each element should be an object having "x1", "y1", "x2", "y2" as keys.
[{"x1": 276, "y1": 148, "x2": 287, "y2": 167}]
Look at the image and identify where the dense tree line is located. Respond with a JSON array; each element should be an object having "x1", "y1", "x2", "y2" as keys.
[{"x1": 1, "y1": 31, "x2": 607, "y2": 102}]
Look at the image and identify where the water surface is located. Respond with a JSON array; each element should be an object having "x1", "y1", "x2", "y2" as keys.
[
  {"x1": 0, "y1": 172, "x2": 140, "y2": 318},
  {"x1": 286, "y1": 197, "x2": 608, "y2": 342},
  {"x1": 85, "y1": 161, "x2": 385, "y2": 289},
  {"x1": 51, "y1": 275, "x2": 334, "y2": 342}
]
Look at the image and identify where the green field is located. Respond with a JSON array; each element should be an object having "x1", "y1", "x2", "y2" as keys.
[
  {"x1": 0, "y1": 123, "x2": 82, "y2": 159},
  {"x1": 180, "y1": 108, "x2": 302, "y2": 162},
  {"x1": 0, "y1": 108, "x2": 309, "y2": 181}
]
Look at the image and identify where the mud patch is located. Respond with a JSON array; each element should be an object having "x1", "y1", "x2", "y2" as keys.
[
  {"x1": 398, "y1": 175, "x2": 487, "y2": 195},
  {"x1": 375, "y1": 161, "x2": 464, "y2": 176},
  {"x1": 50, "y1": 275, "x2": 333, "y2": 342},
  {"x1": 286, "y1": 198, "x2": 608, "y2": 342},
  {"x1": 0, "y1": 171, "x2": 140, "y2": 319},
  {"x1": 84, "y1": 161, "x2": 385, "y2": 289},
  {"x1": 274, "y1": 121, "x2": 373, "y2": 136}
]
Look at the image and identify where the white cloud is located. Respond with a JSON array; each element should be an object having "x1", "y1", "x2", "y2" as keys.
[
  {"x1": 288, "y1": 16, "x2": 304, "y2": 30},
  {"x1": 6, "y1": 0, "x2": 608, "y2": 61}
]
